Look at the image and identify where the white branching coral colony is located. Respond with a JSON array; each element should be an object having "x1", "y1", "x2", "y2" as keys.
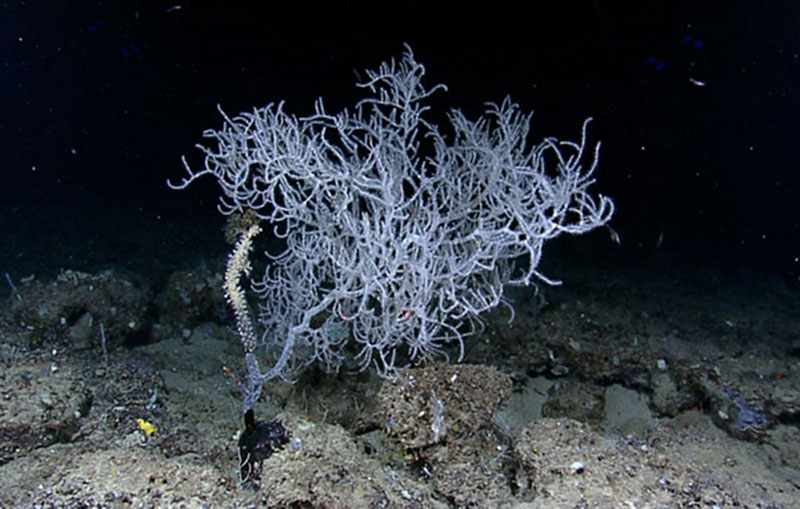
[{"x1": 170, "y1": 46, "x2": 614, "y2": 413}]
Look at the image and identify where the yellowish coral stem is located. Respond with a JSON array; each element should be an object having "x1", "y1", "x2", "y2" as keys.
[{"x1": 223, "y1": 222, "x2": 262, "y2": 354}]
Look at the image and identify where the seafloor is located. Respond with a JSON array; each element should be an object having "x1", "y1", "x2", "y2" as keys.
[{"x1": 1, "y1": 239, "x2": 798, "y2": 507}]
